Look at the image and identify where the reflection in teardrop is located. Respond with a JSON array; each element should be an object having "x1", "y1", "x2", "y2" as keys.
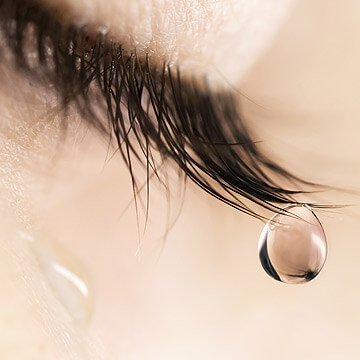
[{"x1": 258, "y1": 205, "x2": 327, "y2": 284}]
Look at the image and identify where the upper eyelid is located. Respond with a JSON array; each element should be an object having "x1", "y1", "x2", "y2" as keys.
[{"x1": 0, "y1": 0, "x2": 320, "y2": 219}]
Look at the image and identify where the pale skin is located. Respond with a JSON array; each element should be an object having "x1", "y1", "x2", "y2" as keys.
[{"x1": 1, "y1": 1, "x2": 360, "y2": 359}]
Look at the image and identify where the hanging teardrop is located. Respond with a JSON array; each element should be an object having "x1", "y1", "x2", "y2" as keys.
[{"x1": 258, "y1": 205, "x2": 327, "y2": 284}]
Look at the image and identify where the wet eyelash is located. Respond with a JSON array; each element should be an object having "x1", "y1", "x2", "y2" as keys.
[{"x1": 0, "y1": 0, "x2": 322, "y2": 220}]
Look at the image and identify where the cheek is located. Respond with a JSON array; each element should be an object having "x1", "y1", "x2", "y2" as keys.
[{"x1": 0, "y1": 221, "x2": 102, "y2": 358}]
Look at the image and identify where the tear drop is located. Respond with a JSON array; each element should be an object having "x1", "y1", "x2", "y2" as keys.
[
  {"x1": 258, "y1": 205, "x2": 327, "y2": 284},
  {"x1": 19, "y1": 231, "x2": 93, "y2": 327}
]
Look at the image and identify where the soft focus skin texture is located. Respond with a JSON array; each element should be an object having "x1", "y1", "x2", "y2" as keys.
[
  {"x1": 43, "y1": 0, "x2": 296, "y2": 85},
  {"x1": 2, "y1": 0, "x2": 360, "y2": 359}
]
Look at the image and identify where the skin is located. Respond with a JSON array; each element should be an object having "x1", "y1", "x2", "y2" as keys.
[
  {"x1": 1, "y1": 0, "x2": 360, "y2": 358},
  {"x1": 43, "y1": 0, "x2": 296, "y2": 85}
]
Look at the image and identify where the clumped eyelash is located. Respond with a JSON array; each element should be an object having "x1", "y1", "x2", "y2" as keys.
[{"x1": 0, "y1": 0, "x2": 323, "y2": 220}]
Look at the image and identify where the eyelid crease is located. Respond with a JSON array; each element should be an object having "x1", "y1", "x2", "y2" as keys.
[{"x1": 0, "y1": 0, "x2": 326, "y2": 220}]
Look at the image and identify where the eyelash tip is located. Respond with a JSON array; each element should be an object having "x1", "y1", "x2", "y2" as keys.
[{"x1": 0, "y1": 0, "x2": 330, "y2": 220}]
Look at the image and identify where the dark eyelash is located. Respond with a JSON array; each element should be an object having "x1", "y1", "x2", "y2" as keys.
[{"x1": 0, "y1": 0, "x2": 324, "y2": 220}]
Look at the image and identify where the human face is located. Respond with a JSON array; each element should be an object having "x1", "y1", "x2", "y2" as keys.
[{"x1": 1, "y1": 1, "x2": 360, "y2": 359}]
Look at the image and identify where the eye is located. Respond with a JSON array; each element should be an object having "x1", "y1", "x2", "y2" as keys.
[{"x1": 0, "y1": 0, "x2": 322, "y2": 219}]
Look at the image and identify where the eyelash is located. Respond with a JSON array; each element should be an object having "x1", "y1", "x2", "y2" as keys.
[{"x1": 0, "y1": 0, "x2": 321, "y2": 220}]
